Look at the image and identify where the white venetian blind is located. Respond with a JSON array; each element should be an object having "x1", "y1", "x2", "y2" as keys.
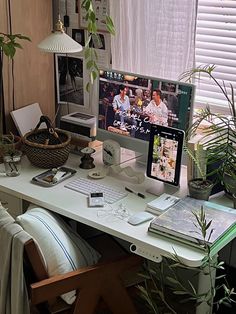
[{"x1": 195, "y1": 0, "x2": 236, "y2": 109}]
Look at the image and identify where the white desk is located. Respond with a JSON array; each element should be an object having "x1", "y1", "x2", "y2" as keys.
[{"x1": 0, "y1": 150, "x2": 234, "y2": 314}]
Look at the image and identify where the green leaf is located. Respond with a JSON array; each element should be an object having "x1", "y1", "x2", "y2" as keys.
[
  {"x1": 13, "y1": 43, "x2": 22, "y2": 49},
  {"x1": 90, "y1": 11, "x2": 96, "y2": 23},
  {"x1": 166, "y1": 277, "x2": 179, "y2": 285},
  {"x1": 86, "y1": 82, "x2": 90, "y2": 92},
  {"x1": 90, "y1": 22, "x2": 97, "y2": 33},
  {"x1": 106, "y1": 15, "x2": 115, "y2": 35},
  {"x1": 81, "y1": 0, "x2": 87, "y2": 7},
  {"x1": 106, "y1": 23, "x2": 115, "y2": 36},
  {"x1": 2, "y1": 44, "x2": 15, "y2": 58},
  {"x1": 173, "y1": 291, "x2": 189, "y2": 295},
  {"x1": 91, "y1": 70, "x2": 97, "y2": 80},
  {"x1": 85, "y1": 35, "x2": 92, "y2": 48},
  {"x1": 87, "y1": 60, "x2": 94, "y2": 69},
  {"x1": 16, "y1": 34, "x2": 31, "y2": 41},
  {"x1": 94, "y1": 62, "x2": 99, "y2": 72},
  {"x1": 84, "y1": 47, "x2": 91, "y2": 59},
  {"x1": 90, "y1": 71, "x2": 94, "y2": 85},
  {"x1": 85, "y1": 0, "x2": 90, "y2": 11}
]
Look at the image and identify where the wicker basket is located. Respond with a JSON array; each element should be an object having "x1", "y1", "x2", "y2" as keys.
[{"x1": 23, "y1": 116, "x2": 71, "y2": 168}]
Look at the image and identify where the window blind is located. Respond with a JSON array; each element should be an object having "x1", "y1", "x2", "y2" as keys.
[{"x1": 195, "y1": 0, "x2": 236, "y2": 109}]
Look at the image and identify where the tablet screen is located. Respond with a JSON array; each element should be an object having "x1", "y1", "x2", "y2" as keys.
[{"x1": 146, "y1": 125, "x2": 184, "y2": 186}]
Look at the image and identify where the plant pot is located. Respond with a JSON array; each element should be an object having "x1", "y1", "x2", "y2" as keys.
[
  {"x1": 188, "y1": 178, "x2": 214, "y2": 201},
  {"x1": 223, "y1": 171, "x2": 236, "y2": 197}
]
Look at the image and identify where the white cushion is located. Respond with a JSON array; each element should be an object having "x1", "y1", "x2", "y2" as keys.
[{"x1": 16, "y1": 207, "x2": 101, "y2": 304}]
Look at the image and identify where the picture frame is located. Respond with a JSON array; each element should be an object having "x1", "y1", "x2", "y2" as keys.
[
  {"x1": 55, "y1": 54, "x2": 89, "y2": 109},
  {"x1": 72, "y1": 29, "x2": 85, "y2": 47},
  {"x1": 89, "y1": 33, "x2": 106, "y2": 50},
  {"x1": 78, "y1": 0, "x2": 110, "y2": 33}
]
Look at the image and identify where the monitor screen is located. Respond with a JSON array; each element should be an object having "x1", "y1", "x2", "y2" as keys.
[{"x1": 97, "y1": 69, "x2": 195, "y2": 158}]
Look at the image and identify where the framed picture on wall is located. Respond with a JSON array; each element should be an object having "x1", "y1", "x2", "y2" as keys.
[
  {"x1": 72, "y1": 29, "x2": 85, "y2": 46},
  {"x1": 78, "y1": 0, "x2": 110, "y2": 32},
  {"x1": 55, "y1": 54, "x2": 89, "y2": 109},
  {"x1": 89, "y1": 33, "x2": 106, "y2": 50}
]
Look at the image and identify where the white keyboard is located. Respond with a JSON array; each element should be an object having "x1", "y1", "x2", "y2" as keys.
[{"x1": 65, "y1": 177, "x2": 128, "y2": 204}]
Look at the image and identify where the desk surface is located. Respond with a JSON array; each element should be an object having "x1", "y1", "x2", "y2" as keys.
[{"x1": 0, "y1": 150, "x2": 233, "y2": 267}]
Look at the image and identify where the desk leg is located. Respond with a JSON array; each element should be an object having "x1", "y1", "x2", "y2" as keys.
[{"x1": 196, "y1": 255, "x2": 217, "y2": 314}]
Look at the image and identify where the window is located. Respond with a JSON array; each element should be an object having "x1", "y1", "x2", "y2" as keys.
[{"x1": 195, "y1": 0, "x2": 236, "y2": 111}]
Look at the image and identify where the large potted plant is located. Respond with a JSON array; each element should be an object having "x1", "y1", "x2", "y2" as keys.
[
  {"x1": 181, "y1": 65, "x2": 236, "y2": 197},
  {"x1": 0, "y1": 32, "x2": 30, "y2": 160}
]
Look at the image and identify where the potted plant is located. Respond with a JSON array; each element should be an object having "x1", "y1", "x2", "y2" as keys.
[
  {"x1": 182, "y1": 109, "x2": 217, "y2": 201},
  {"x1": 181, "y1": 65, "x2": 236, "y2": 197},
  {"x1": 0, "y1": 133, "x2": 22, "y2": 164},
  {"x1": 0, "y1": 32, "x2": 30, "y2": 160},
  {"x1": 184, "y1": 132, "x2": 214, "y2": 200},
  {"x1": 0, "y1": 133, "x2": 22, "y2": 176},
  {"x1": 137, "y1": 207, "x2": 236, "y2": 314}
]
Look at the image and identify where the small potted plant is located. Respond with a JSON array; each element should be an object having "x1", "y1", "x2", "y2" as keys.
[
  {"x1": 181, "y1": 65, "x2": 236, "y2": 197},
  {"x1": 0, "y1": 133, "x2": 22, "y2": 176},
  {"x1": 184, "y1": 123, "x2": 214, "y2": 200}
]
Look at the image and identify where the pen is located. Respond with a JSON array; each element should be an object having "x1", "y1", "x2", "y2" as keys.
[{"x1": 125, "y1": 187, "x2": 146, "y2": 199}]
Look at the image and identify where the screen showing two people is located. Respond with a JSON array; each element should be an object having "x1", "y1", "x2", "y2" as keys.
[{"x1": 98, "y1": 70, "x2": 194, "y2": 141}]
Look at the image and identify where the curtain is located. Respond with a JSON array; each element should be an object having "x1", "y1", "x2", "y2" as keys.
[{"x1": 110, "y1": 0, "x2": 197, "y2": 80}]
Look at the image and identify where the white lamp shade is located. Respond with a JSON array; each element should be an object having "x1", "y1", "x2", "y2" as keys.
[{"x1": 38, "y1": 31, "x2": 83, "y2": 54}]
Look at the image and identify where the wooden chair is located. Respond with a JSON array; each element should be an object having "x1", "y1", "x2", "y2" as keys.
[{"x1": 24, "y1": 236, "x2": 142, "y2": 314}]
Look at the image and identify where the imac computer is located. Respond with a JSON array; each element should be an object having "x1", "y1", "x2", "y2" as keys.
[{"x1": 96, "y1": 69, "x2": 195, "y2": 164}]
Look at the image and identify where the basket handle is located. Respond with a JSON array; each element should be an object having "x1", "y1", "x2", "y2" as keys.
[{"x1": 35, "y1": 116, "x2": 61, "y2": 145}]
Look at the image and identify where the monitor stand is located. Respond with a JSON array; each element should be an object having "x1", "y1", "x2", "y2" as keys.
[
  {"x1": 146, "y1": 165, "x2": 188, "y2": 197},
  {"x1": 146, "y1": 182, "x2": 180, "y2": 197},
  {"x1": 120, "y1": 147, "x2": 143, "y2": 164}
]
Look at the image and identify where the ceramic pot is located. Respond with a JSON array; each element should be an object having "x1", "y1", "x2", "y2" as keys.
[
  {"x1": 223, "y1": 171, "x2": 236, "y2": 197},
  {"x1": 188, "y1": 178, "x2": 214, "y2": 201}
]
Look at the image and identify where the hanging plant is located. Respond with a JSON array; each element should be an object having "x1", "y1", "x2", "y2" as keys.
[{"x1": 81, "y1": 0, "x2": 115, "y2": 91}]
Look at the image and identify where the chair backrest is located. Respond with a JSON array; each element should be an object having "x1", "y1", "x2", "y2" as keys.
[
  {"x1": 24, "y1": 238, "x2": 71, "y2": 314},
  {"x1": 24, "y1": 238, "x2": 48, "y2": 281}
]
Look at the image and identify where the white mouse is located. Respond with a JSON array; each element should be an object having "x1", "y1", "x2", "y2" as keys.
[{"x1": 128, "y1": 212, "x2": 154, "y2": 225}]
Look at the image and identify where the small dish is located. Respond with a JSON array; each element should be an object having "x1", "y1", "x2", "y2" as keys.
[{"x1": 88, "y1": 168, "x2": 107, "y2": 179}]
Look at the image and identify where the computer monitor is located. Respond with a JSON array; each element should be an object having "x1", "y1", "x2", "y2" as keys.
[{"x1": 96, "y1": 69, "x2": 195, "y2": 162}]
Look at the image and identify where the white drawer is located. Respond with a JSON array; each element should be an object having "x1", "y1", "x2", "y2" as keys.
[{"x1": 0, "y1": 191, "x2": 23, "y2": 219}]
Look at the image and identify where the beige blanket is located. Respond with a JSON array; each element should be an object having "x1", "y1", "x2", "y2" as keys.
[{"x1": 0, "y1": 207, "x2": 30, "y2": 314}]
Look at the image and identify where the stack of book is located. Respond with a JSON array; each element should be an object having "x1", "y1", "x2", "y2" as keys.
[
  {"x1": 148, "y1": 196, "x2": 236, "y2": 252},
  {"x1": 146, "y1": 193, "x2": 180, "y2": 215}
]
